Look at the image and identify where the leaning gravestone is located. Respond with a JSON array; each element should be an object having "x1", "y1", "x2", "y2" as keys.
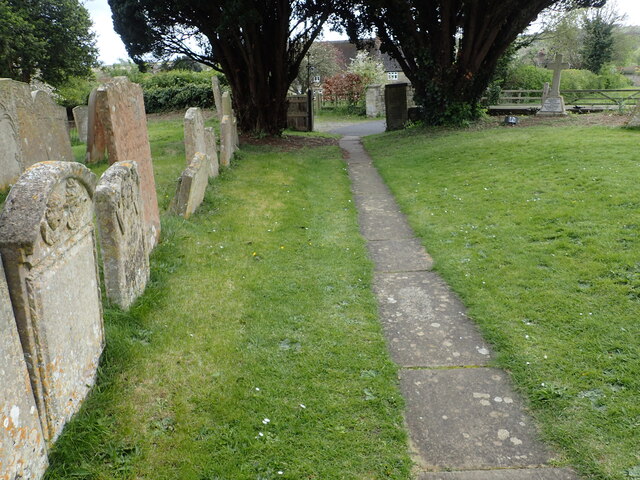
[
  {"x1": 0, "y1": 162, "x2": 104, "y2": 444},
  {"x1": 184, "y1": 107, "x2": 219, "y2": 178},
  {"x1": 1, "y1": 259, "x2": 48, "y2": 480},
  {"x1": 221, "y1": 91, "x2": 239, "y2": 148},
  {"x1": 171, "y1": 152, "x2": 210, "y2": 219},
  {"x1": 537, "y1": 54, "x2": 568, "y2": 116},
  {"x1": 72, "y1": 105, "x2": 89, "y2": 143},
  {"x1": 87, "y1": 77, "x2": 161, "y2": 248},
  {"x1": 95, "y1": 161, "x2": 149, "y2": 310},
  {"x1": 0, "y1": 78, "x2": 73, "y2": 189}
]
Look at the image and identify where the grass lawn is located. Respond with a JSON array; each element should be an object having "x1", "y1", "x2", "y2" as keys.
[
  {"x1": 44, "y1": 115, "x2": 411, "y2": 478},
  {"x1": 363, "y1": 123, "x2": 640, "y2": 480}
]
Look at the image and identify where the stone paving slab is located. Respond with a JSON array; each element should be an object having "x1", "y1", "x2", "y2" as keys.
[
  {"x1": 367, "y1": 238, "x2": 433, "y2": 272},
  {"x1": 401, "y1": 368, "x2": 551, "y2": 470},
  {"x1": 418, "y1": 468, "x2": 580, "y2": 480},
  {"x1": 348, "y1": 164, "x2": 392, "y2": 197},
  {"x1": 358, "y1": 208, "x2": 416, "y2": 240},
  {"x1": 374, "y1": 272, "x2": 491, "y2": 367}
]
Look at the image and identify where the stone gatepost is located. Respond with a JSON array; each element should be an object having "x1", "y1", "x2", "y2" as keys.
[
  {"x1": 95, "y1": 161, "x2": 149, "y2": 310},
  {"x1": 366, "y1": 85, "x2": 385, "y2": 117},
  {"x1": 0, "y1": 161, "x2": 104, "y2": 445},
  {"x1": 1, "y1": 258, "x2": 48, "y2": 480}
]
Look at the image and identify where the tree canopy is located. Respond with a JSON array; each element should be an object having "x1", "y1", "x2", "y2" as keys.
[
  {"x1": 338, "y1": 0, "x2": 607, "y2": 125},
  {"x1": 109, "y1": 0, "x2": 337, "y2": 135},
  {"x1": 0, "y1": 0, "x2": 97, "y2": 85}
]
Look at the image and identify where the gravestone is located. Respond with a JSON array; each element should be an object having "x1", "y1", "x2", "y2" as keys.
[
  {"x1": 537, "y1": 54, "x2": 568, "y2": 116},
  {"x1": 87, "y1": 77, "x2": 161, "y2": 248},
  {"x1": 211, "y1": 76, "x2": 223, "y2": 121},
  {"x1": 0, "y1": 162, "x2": 104, "y2": 444},
  {"x1": 171, "y1": 152, "x2": 209, "y2": 219},
  {"x1": 221, "y1": 91, "x2": 239, "y2": 148},
  {"x1": 385, "y1": 83, "x2": 409, "y2": 131},
  {"x1": 184, "y1": 107, "x2": 207, "y2": 165},
  {"x1": 204, "y1": 127, "x2": 219, "y2": 178},
  {"x1": 1, "y1": 259, "x2": 48, "y2": 480},
  {"x1": 220, "y1": 116, "x2": 233, "y2": 167},
  {"x1": 0, "y1": 78, "x2": 73, "y2": 189},
  {"x1": 72, "y1": 105, "x2": 89, "y2": 143},
  {"x1": 95, "y1": 161, "x2": 149, "y2": 310}
]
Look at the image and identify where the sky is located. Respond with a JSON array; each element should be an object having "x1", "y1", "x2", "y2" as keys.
[{"x1": 86, "y1": 0, "x2": 640, "y2": 65}]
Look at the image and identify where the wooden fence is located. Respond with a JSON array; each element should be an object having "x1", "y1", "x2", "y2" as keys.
[{"x1": 484, "y1": 89, "x2": 640, "y2": 109}]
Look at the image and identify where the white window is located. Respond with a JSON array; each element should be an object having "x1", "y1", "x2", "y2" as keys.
[
  {"x1": 312, "y1": 75, "x2": 321, "y2": 84},
  {"x1": 387, "y1": 71, "x2": 399, "y2": 81}
]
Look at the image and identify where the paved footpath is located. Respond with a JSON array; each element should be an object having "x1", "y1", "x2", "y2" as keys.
[{"x1": 336, "y1": 128, "x2": 580, "y2": 479}]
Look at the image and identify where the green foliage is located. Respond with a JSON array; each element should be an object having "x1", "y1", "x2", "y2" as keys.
[
  {"x1": 0, "y1": 0, "x2": 97, "y2": 85},
  {"x1": 55, "y1": 75, "x2": 99, "y2": 108},
  {"x1": 501, "y1": 64, "x2": 630, "y2": 91},
  {"x1": 582, "y1": 13, "x2": 615, "y2": 73},
  {"x1": 140, "y1": 71, "x2": 218, "y2": 113},
  {"x1": 503, "y1": 64, "x2": 553, "y2": 90},
  {"x1": 364, "y1": 122, "x2": 640, "y2": 480}
]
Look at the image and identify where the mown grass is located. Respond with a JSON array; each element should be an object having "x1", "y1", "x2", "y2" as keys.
[
  {"x1": 45, "y1": 116, "x2": 411, "y2": 478},
  {"x1": 363, "y1": 123, "x2": 640, "y2": 480}
]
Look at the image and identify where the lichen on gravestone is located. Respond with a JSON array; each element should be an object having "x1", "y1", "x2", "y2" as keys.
[
  {"x1": 0, "y1": 258, "x2": 48, "y2": 480},
  {"x1": 170, "y1": 152, "x2": 210, "y2": 219},
  {"x1": 0, "y1": 161, "x2": 104, "y2": 445},
  {"x1": 95, "y1": 161, "x2": 149, "y2": 310}
]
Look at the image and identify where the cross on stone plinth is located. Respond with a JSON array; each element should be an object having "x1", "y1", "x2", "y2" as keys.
[{"x1": 549, "y1": 54, "x2": 569, "y2": 97}]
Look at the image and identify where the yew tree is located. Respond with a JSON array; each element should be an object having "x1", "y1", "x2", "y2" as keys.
[
  {"x1": 340, "y1": 0, "x2": 606, "y2": 125},
  {"x1": 109, "y1": 0, "x2": 335, "y2": 135}
]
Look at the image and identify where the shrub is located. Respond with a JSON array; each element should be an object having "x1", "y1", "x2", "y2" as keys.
[{"x1": 503, "y1": 64, "x2": 552, "y2": 90}]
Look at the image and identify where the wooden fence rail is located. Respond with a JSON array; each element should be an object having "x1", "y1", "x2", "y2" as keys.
[{"x1": 483, "y1": 89, "x2": 640, "y2": 109}]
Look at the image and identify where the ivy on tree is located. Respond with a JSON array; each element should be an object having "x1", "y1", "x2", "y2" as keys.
[
  {"x1": 109, "y1": 0, "x2": 337, "y2": 136},
  {"x1": 0, "y1": 0, "x2": 97, "y2": 85},
  {"x1": 338, "y1": 0, "x2": 607, "y2": 126}
]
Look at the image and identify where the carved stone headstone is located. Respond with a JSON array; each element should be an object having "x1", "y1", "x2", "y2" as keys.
[
  {"x1": 0, "y1": 259, "x2": 48, "y2": 480},
  {"x1": 211, "y1": 76, "x2": 223, "y2": 121},
  {"x1": 204, "y1": 126, "x2": 219, "y2": 178},
  {"x1": 171, "y1": 152, "x2": 209, "y2": 219},
  {"x1": 0, "y1": 162, "x2": 104, "y2": 444},
  {"x1": 0, "y1": 78, "x2": 73, "y2": 189},
  {"x1": 87, "y1": 77, "x2": 161, "y2": 248},
  {"x1": 72, "y1": 105, "x2": 89, "y2": 143},
  {"x1": 537, "y1": 54, "x2": 568, "y2": 116},
  {"x1": 95, "y1": 161, "x2": 149, "y2": 310}
]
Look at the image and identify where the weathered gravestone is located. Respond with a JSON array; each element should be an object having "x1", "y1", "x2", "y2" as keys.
[
  {"x1": 205, "y1": 127, "x2": 219, "y2": 178},
  {"x1": 0, "y1": 162, "x2": 104, "y2": 444},
  {"x1": 385, "y1": 83, "x2": 409, "y2": 131},
  {"x1": 0, "y1": 78, "x2": 73, "y2": 189},
  {"x1": 184, "y1": 107, "x2": 218, "y2": 177},
  {"x1": 86, "y1": 77, "x2": 161, "y2": 248},
  {"x1": 95, "y1": 161, "x2": 149, "y2": 310},
  {"x1": 537, "y1": 54, "x2": 568, "y2": 116},
  {"x1": 220, "y1": 116, "x2": 234, "y2": 167},
  {"x1": 211, "y1": 76, "x2": 223, "y2": 121},
  {"x1": 72, "y1": 105, "x2": 89, "y2": 143},
  {"x1": 171, "y1": 152, "x2": 210, "y2": 219},
  {"x1": 221, "y1": 91, "x2": 239, "y2": 149},
  {"x1": 1, "y1": 259, "x2": 48, "y2": 480}
]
